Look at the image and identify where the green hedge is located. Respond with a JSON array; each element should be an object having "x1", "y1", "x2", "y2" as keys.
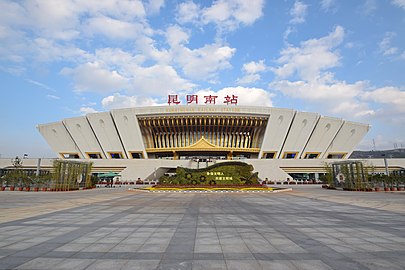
[{"x1": 159, "y1": 162, "x2": 259, "y2": 186}]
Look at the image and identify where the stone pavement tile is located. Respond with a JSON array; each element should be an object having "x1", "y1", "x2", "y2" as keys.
[
  {"x1": 327, "y1": 244, "x2": 366, "y2": 253},
  {"x1": 274, "y1": 243, "x2": 307, "y2": 253},
  {"x1": 157, "y1": 260, "x2": 192, "y2": 270},
  {"x1": 355, "y1": 259, "x2": 405, "y2": 270},
  {"x1": 146, "y1": 237, "x2": 171, "y2": 245},
  {"x1": 321, "y1": 258, "x2": 370, "y2": 270},
  {"x1": 193, "y1": 253, "x2": 224, "y2": 260},
  {"x1": 225, "y1": 259, "x2": 262, "y2": 270},
  {"x1": 316, "y1": 237, "x2": 344, "y2": 245},
  {"x1": 121, "y1": 259, "x2": 160, "y2": 270},
  {"x1": 245, "y1": 242, "x2": 277, "y2": 253},
  {"x1": 13, "y1": 243, "x2": 60, "y2": 258},
  {"x1": 121, "y1": 237, "x2": 150, "y2": 245},
  {"x1": 258, "y1": 260, "x2": 297, "y2": 270},
  {"x1": 15, "y1": 257, "x2": 65, "y2": 269},
  {"x1": 253, "y1": 253, "x2": 289, "y2": 261},
  {"x1": 163, "y1": 252, "x2": 194, "y2": 260},
  {"x1": 376, "y1": 242, "x2": 405, "y2": 251},
  {"x1": 358, "y1": 243, "x2": 389, "y2": 252},
  {"x1": 70, "y1": 237, "x2": 102, "y2": 244},
  {"x1": 0, "y1": 249, "x2": 16, "y2": 258},
  {"x1": 0, "y1": 256, "x2": 31, "y2": 270},
  {"x1": 223, "y1": 253, "x2": 255, "y2": 260},
  {"x1": 0, "y1": 239, "x2": 20, "y2": 248},
  {"x1": 195, "y1": 238, "x2": 220, "y2": 245},
  {"x1": 194, "y1": 244, "x2": 222, "y2": 253},
  {"x1": 192, "y1": 260, "x2": 227, "y2": 270},
  {"x1": 95, "y1": 236, "x2": 126, "y2": 244},
  {"x1": 73, "y1": 251, "x2": 107, "y2": 259},
  {"x1": 137, "y1": 243, "x2": 168, "y2": 252},
  {"x1": 109, "y1": 244, "x2": 142, "y2": 252},
  {"x1": 55, "y1": 243, "x2": 91, "y2": 252},
  {"x1": 221, "y1": 244, "x2": 251, "y2": 253},
  {"x1": 50, "y1": 258, "x2": 95, "y2": 270},
  {"x1": 291, "y1": 260, "x2": 334, "y2": 270},
  {"x1": 85, "y1": 243, "x2": 116, "y2": 252},
  {"x1": 44, "y1": 250, "x2": 75, "y2": 258},
  {"x1": 85, "y1": 259, "x2": 128, "y2": 270},
  {"x1": 2, "y1": 242, "x2": 38, "y2": 250}
]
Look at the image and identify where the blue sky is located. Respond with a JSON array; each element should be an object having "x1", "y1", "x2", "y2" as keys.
[{"x1": 1, "y1": 0, "x2": 405, "y2": 158}]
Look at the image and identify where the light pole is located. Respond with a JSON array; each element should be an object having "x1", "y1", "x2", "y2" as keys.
[{"x1": 382, "y1": 154, "x2": 389, "y2": 176}]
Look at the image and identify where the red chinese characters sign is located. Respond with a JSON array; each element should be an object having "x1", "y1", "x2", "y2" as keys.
[{"x1": 168, "y1": 94, "x2": 238, "y2": 105}]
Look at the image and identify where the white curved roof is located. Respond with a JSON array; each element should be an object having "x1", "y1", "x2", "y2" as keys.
[{"x1": 37, "y1": 105, "x2": 370, "y2": 160}]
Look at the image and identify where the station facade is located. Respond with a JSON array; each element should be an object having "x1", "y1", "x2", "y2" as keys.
[{"x1": 31, "y1": 105, "x2": 404, "y2": 182}]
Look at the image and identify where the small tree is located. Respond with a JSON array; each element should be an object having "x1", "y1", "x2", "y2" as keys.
[{"x1": 322, "y1": 162, "x2": 334, "y2": 187}]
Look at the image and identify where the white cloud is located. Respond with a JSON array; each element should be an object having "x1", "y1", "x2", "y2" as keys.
[
  {"x1": 236, "y1": 74, "x2": 261, "y2": 84},
  {"x1": 26, "y1": 79, "x2": 54, "y2": 91},
  {"x1": 271, "y1": 25, "x2": 405, "y2": 123},
  {"x1": 362, "y1": 86, "x2": 405, "y2": 112},
  {"x1": 320, "y1": 0, "x2": 336, "y2": 11},
  {"x1": 289, "y1": 1, "x2": 308, "y2": 24},
  {"x1": 177, "y1": 0, "x2": 265, "y2": 31},
  {"x1": 102, "y1": 93, "x2": 160, "y2": 110},
  {"x1": 84, "y1": 16, "x2": 145, "y2": 39},
  {"x1": 146, "y1": 0, "x2": 165, "y2": 15},
  {"x1": 391, "y1": 0, "x2": 405, "y2": 10},
  {"x1": 274, "y1": 26, "x2": 344, "y2": 82},
  {"x1": 270, "y1": 79, "x2": 375, "y2": 118},
  {"x1": 79, "y1": 107, "x2": 98, "y2": 115},
  {"x1": 165, "y1": 25, "x2": 190, "y2": 47},
  {"x1": 237, "y1": 60, "x2": 267, "y2": 84},
  {"x1": 379, "y1": 32, "x2": 399, "y2": 56},
  {"x1": 195, "y1": 86, "x2": 274, "y2": 106},
  {"x1": 176, "y1": 1, "x2": 201, "y2": 24},
  {"x1": 242, "y1": 60, "x2": 267, "y2": 74},
  {"x1": 130, "y1": 64, "x2": 196, "y2": 94},
  {"x1": 173, "y1": 43, "x2": 236, "y2": 80},
  {"x1": 270, "y1": 26, "x2": 379, "y2": 119},
  {"x1": 135, "y1": 35, "x2": 172, "y2": 64},
  {"x1": 46, "y1": 94, "x2": 61, "y2": 100},
  {"x1": 61, "y1": 62, "x2": 129, "y2": 94},
  {"x1": 361, "y1": 0, "x2": 377, "y2": 15}
]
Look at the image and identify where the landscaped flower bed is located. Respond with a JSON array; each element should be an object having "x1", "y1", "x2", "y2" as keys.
[{"x1": 141, "y1": 183, "x2": 284, "y2": 192}]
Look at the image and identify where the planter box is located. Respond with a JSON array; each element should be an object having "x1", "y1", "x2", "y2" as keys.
[
  {"x1": 42, "y1": 187, "x2": 47, "y2": 191},
  {"x1": 25, "y1": 187, "x2": 30, "y2": 192},
  {"x1": 390, "y1": 187, "x2": 396, "y2": 191},
  {"x1": 1, "y1": 187, "x2": 5, "y2": 191},
  {"x1": 34, "y1": 187, "x2": 39, "y2": 192},
  {"x1": 10, "y1": 186, "x2": 15, "y2": 191},
  {"x1": 374, "y1": 187, "x2": 380, "y2": 192},
  {"x1": 18, "y1": 187, "x2": 23, "y2": 191}
]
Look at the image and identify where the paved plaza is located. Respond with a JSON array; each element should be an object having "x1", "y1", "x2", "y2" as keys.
[{"x1": 0, "y1": 186, "x2": 404, "y2": 270}]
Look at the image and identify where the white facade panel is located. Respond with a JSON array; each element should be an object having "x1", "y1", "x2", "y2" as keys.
[
  {"x1": 280, "y1": 112, "x2": 320, "y2": 158},
  {"x1": 37, "y1": 122, "x2": 84, "y2": 158},
  {"x1": 63, "y1": 117, "x2": 106, "y2": 159},
  {"x1": 325, "y1": 121, "x2": 370, "y2": 158},
  {"x1": 259, "y1": 108, "x2": 295, "y2": 158},
  {"x1": 303, "y1": 117, "x2": 344, "y2": 158},
  {"x1": 87, "y1": 112, "x2": 127, "y2": 159},
  {"x1": 111, "y1": 108, "x2": 147, "y2": 158}
]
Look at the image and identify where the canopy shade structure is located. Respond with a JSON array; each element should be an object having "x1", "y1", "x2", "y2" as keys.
[{"x1": 98, "y1": 172, "x2": 121, "y2": 178}]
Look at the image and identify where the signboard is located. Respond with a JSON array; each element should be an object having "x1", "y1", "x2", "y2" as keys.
[{"x1": 167, "y1": 94, "x2": 238, "y2": 105}]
